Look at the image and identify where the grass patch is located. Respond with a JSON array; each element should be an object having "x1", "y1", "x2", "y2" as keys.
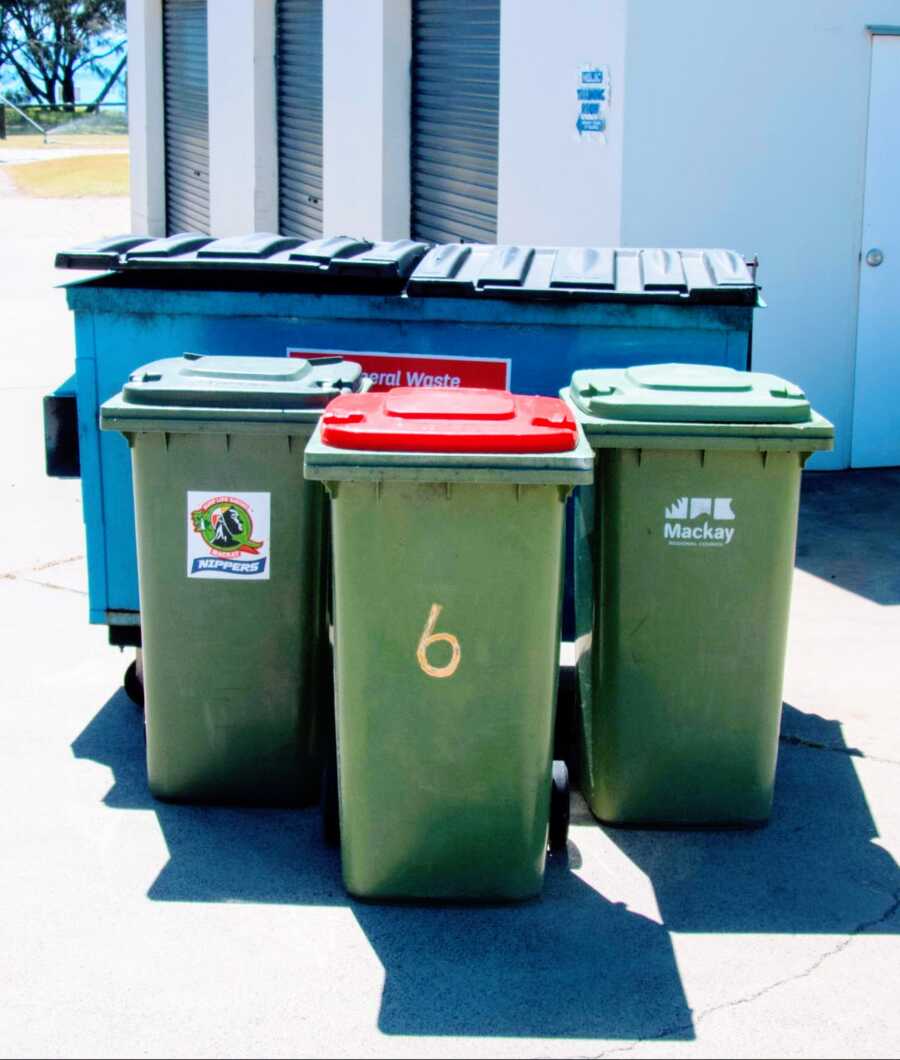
[
  {"x1": 0, "y1": 133, "x2": 129, "y2": 151},
  {"x1": 5, "y1": 153, "x2": 129, "y2": 197}
]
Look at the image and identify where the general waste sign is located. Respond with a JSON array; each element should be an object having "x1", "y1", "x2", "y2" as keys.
[{"x1": 287, "y1": 348, "x2": 510, "y2": 392}]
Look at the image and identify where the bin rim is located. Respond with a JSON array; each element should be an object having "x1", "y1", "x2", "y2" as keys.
[
  {"x1": 100, "y1": 402, "x2": 323, "y2": 435},
  {"x1": 303, "y1": 419, "x2": 595, "y2": 485},
  {"x1": 560, "y1": 387, "x2": 835, "y2": 453}
]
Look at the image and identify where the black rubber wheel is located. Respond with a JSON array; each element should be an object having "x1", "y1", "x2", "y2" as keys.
[
  {"x1": 321, "y1": 750, "x2": 340, "y2": 847},
  {"x1": 548, "y1": 759, "x2": 570, "y2": 853},
  {"x1": 123, "y1": 658, "x2": 144, "y2": 709}
]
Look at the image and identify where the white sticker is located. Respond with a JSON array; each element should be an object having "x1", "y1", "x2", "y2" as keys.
[
  {"x1": 187, "y1": 491, "x2": 271, "y2": 579},
  {"x1": 663, "y1": 496, "x2": 736, "y2": 548}
]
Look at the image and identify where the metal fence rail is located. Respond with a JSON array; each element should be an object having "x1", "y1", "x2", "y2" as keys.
[
  {"x1": 0, "y1": 100, "x2": 128, "y2": 140},
  {"x1": 0, "y1": 95, "x2": 48, "y2": 141}
]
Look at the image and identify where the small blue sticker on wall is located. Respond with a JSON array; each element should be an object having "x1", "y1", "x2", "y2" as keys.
[
  {"x1": 577, "y1": 117, "x2": 606, "y2": 134},
  {"x1": 576, "y1": 65, "x2": 610, "y2": 142}
]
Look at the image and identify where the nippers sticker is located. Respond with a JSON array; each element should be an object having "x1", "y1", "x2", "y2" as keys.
[{"x1": 187, "y1": 491, "x2": 271, "y2": 580}]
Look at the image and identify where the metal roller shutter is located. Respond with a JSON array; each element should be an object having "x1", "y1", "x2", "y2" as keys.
[
  {"x1": 163, "y1": 0, "x2": 209, "y2": 235},
  {"x1": 277, "y1": 0, "x2": 324, "y2": 239},
  {"x1": 411, "y1": 0, "x2": 500, "y2": 244}
]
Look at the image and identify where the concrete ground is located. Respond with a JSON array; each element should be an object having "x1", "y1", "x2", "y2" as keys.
[{"x1": 0, "y1": 177, "x2": 898, "y2": 1059}]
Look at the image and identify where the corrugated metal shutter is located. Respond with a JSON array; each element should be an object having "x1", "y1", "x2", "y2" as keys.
[
  {"x1": 277, "y1": 0, "x2": 323, "y2": 239},
  {"x1": 411, "y1": 0, "x2": 500, "y2": 244},
  {"x1": 163, "y1": 0, "x2": 209, "y2": 235}
]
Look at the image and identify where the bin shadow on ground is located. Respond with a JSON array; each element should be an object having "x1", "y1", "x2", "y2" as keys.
[
  {"x1": 71, "y1": 688, "x2": 694, "y2": 1042},
  {"x1": 604, "y1": 703, "x2": 900, "y2": 937},
  {"x1": 72, "y1": 691, "x2": 899, "y2": 1039},
  {"x1": 352, "y1": 861, "x2": 693, "y2": 1041},
  {"x1": 796, "y1": 468, "x2": 900, "y2": 605}
]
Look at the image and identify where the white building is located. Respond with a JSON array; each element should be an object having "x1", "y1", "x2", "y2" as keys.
[{"x1": 126, "y1": 0, "x2": 900, "y2": 470}]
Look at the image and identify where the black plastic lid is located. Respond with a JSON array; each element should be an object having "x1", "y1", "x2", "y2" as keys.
[
  {"x1": 55, "y1": 233, "x2": 757, "y2": 305},
  {"x1": 55, "y1": 232, "x2": 431, "y2": 293},
  {"x1": 407, "y1": 245, "x2": 758, "y2": 305},
  {"x1": 54, "y1": 234, "x2": 153, "y2": 270}
]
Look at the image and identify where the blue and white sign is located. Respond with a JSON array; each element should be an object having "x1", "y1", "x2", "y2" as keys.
[{"x1": 576, "y1": 65, "x2": 610, "y2": 143}]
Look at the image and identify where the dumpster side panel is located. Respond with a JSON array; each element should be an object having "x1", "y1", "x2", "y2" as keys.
[
  {"x1": 579, "y1": 447, "x2": 802, "y2": 825},
  {"x1": 331, "y1": 480, "x2": 566, "y2": 900},
  {"x1": 132, "y1": 428, "x2": 327, "y2": 804},
  {"x1": 73, "y1": 311, "x2": 110, "y2": 625},
  {"x1": 68, "y1": 284, "x2": 753, "y2": 626}
]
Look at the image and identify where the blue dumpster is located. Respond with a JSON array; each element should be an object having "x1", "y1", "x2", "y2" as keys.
[{"x1": 48, "y1": 233, "x2": 760, "y2": 653}]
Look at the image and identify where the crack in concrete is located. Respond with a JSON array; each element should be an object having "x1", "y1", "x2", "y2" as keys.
[
  {"x1": 1, "y1": 554, "x2": 84, "y2": 581},
  {"x1": 779, "y1": 733, "x2": 900, "y2": 768},
  {"x1": 780, "y1": 733, "x2": 864, "y2": 758},
  {"x1": 2, "y1": 555, "x2": 87, "y2": 596},
  {"x1": 581, "y1": 889, "x2": 900, "y2": 1059},
  {"x1": 18, "y1": 575, "x2": 87, "y2": 597}
]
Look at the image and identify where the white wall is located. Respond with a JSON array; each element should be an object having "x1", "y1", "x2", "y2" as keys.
[
  {"x1": 127, "y1": 0, "x2": 166, "y2": 235},
  {"x1": 207, "y1": 0, "x2": 278, "y2": 236},
  {"x1": 323, "y1": 0, "x2": 411, "y2": 240},
  {"x1": 621, "y1": 1, "x2": 900, "y2": 469},
  {"x1": 126, "y1": 1, "x2": 898, "y2": 467},
  {"x1": 498, "y1": 0, "x2": 626, "y2": 245}
]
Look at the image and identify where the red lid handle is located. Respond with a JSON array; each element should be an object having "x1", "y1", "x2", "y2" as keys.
[{"x1": 383, "y1": 387, "x2": 515, "y2": 420}]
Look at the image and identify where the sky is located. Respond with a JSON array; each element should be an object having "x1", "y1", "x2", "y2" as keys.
[{"x1": 0, "y1": 36, "x2": 127, "y2": 106}]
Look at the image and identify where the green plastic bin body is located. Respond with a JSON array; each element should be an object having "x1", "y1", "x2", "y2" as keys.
[
  {"x1": 305, "y1": 389, "x2": 593, "y2": 900},
  {"x1": 563, "y1": 364, "x2": 834, "y2": 826},
  {"x1": 100, "y1": 354, "x2": 364, "y2": 805}
]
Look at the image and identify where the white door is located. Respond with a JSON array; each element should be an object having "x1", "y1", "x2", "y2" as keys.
[{"x1": 853, "y1": 34, "x2": 900, "y2": 468}]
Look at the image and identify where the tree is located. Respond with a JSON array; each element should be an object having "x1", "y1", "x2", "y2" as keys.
[{"x1": 0, "y1": 2, "x2": 126, "y2": 109}]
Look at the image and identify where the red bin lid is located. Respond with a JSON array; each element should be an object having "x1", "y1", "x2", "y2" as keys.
[{"x1": 320, "y1": 387, "x2": 579, "y2": 453}]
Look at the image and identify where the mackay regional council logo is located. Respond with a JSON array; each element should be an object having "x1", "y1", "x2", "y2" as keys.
[
  {"x1": 187, "y1": 491, "x2": 271, "y2": 579},
  {"x1": 663, "y1": 496, "x2": 736, "y2": 548}
]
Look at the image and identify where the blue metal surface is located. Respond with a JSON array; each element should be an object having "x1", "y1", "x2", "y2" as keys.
[{"x1": 66, "y1": 279, "x2": 754, "y2": 628}]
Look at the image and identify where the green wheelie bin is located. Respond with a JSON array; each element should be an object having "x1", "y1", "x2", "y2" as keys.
[
  {"x1": 562, "y1": 363, "x2": 834, "y2": 826},
  {"x1": 304, "y1": 387, "x2": 594, "y2": 900},
  {"x1": 100, "y1": 353, "x2": 365, "y2": 805}
]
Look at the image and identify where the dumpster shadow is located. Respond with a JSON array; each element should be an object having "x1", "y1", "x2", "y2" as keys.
[
  {"x1": 602, "y1": 703, "x2": 900, "y2": 936},
  {"x1": 71, "y1": 688, "x2": 695, "y2": 1041},
  {"x1": 795, "y1": 468, "x2": 900, "y2": 605}
]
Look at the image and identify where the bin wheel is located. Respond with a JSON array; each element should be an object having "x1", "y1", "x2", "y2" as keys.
[
  {"x1": 321, "y1": 751, "x2": 340, "y2": 848},
  {"x1": 549, "y1": 759, "x2": 570, "y2": 854},
  {"x1": 123, "y1": 659, "x2": 144, "y2": 709}
]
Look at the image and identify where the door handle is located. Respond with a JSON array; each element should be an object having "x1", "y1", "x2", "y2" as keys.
[{"x1": 865, "y1": 248, "x2": 884, "y2": 267}]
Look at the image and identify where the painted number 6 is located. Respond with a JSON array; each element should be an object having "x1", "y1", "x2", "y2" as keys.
[{"x1": 416, "y1": 603, "x2": 461, "y2": 679}]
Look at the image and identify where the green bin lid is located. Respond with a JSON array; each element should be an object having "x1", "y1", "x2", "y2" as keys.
[
  {"x1": 100, "y1": 353, "x2": 366, "y2": 434},
  {"x1": 565, "y1": 363, "x2": 834, "y2": 450},
  {"x1": 570, "y1": 363, "x2": 814, "y2": 423}
]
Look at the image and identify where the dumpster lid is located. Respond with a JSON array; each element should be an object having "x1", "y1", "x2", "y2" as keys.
[
  {"x1": 114, "y1": 353, "x2": 365, "y2": 412},
  {"x1": 125, "y1": 232, "x2": 214, "y2": 258},
  {"x1": 54, "y1": 233, "x2": 153, "y2": 270},
  {"x1": 55, "y1": 232, "x2": 431, "y2": 292},
  {"x1": 569, "y1": 364, "x2": 818, "y2": 425},
  {"x1": 318, "y1": 387, "x2": 579, "y2": 453},
  {"x1": 407, "y1": 245, "x2": 759, "y2": 305}
]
